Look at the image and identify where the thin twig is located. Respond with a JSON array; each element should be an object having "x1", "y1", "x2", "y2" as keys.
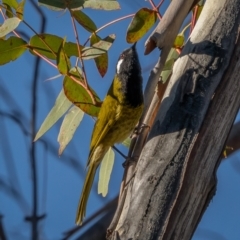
[
  {"x1": 96, "y1": 14, "x2": 135, "y2": 34},
  {"x1": 190, "y1": 4, "x2": 198, "y2": 33},
  {"x1": 63, "y1": 196, "x2": 118, "y2": 240},
  {"x1": 27, "y1": 1, "x2": 47, "y2": 239},
  {"x1": 112, "y1": 146, "x2": 127, "y2": 159},
  {"x1": 0, "y1": 216, "x2": 7, "y2": 240},
  {"x1": 30, "y1": 49, "x2": 93, "y2": 99},
  {"x1": 148, "y1": 0, "x2": 162, "y2": 19},
  {"x1": 157, "y1": 0, "x2": 165, "y2": 9},
  {"x1": 70, "y1": 12, "x2": 87, "y2": 83},
  {"x1": 82, "y1": 14, "x2": 135, "y2": 47},
  {"x1": 70, "y1": 12, "x2": 96, "y2": 105},
  {"x1": 31, "y1": 49, "x2": 58, "y2": 68}
]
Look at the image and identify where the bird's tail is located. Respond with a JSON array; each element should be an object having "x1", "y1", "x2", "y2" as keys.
[{"x1": 75, "y1": 163, "x2": 98, "y2": 225}]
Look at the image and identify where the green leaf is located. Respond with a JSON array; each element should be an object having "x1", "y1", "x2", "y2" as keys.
[
  {"x1": 122, "y1": 137, "x2": 131, "y2": 148},
  {"x1": 2, "y1": 0, "x2": 25, "y2": 20},
  {"x1": 84, "y1": 0, "x2": 120, "y2": 10},
  {"x1": 3, "y1": 0, "x2": 18, "y2": 10},
  {"x1": 126, "y1": 8, "x2": 157, "y2": 43},
  {"x1": 162, "y1": 58, "x2": 175, "y2": 71},
  {"x1": 98, "y1": 147, "x2": 115, "y2": 197},
  {"x1": 57, "y1": 38, "x2": 71, "y2": 75},
  {"x1": 16, "y1": 0, "x2": 26, "y2": 20},
  {"x1": 64, "y1": 41, "x2": 80, "y2": 57},
  {"x1": 161, "y1": 48, "x2": 179, "y2": 83},
  {"x1": 0, "y1": 17, "x2": 21, "y2": 38},
  {"x1": 29, "y1": 33, "x2": 114, "y2": 61},
  {"x1": 173, "y1": 34, "x2": 185, "y2": 48},
  {"x1": 38, "y1": 0, "x2": 120, "y2": 11},
  {"x1": 29, "y1": 34, "x2": 60, "y2": 59},
  {"x1": 34, "y1": 90, "x2": 72, "y2": 141},
  {"x1": 58, "y1": 105, "x2": 84, "y2": 155},
  {"x1": 0, "y1": 36, "x2": 27, "y2": 65},
  {"x1": 71, "y1": 9, "x2": 97, "y2": 32},
  {"x1": 81, "y1": 46, "x2": 105, "y2": 60},
  {"x1": 3, "y1": 3, "x2": 14, "y2": 18},
  {"x1": 82, "y1": 34, "x2": 115, "y2": 60},
  {"x1": 29, "y1": 34, "x2": 80, "y2": 60},
  {"x1": 38, "y1": 0, "x2": 84, "y2": 10},
  {"x1": 63, "y1": 67, "x2": 101, "y2": 117},
  {"x1": 90, "y1": 33, "x2": 108, "y2": 77}
]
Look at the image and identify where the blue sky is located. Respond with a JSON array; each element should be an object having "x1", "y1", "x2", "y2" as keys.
[{"x1": 0, "y1": 0, "x2": 240, "y2": 239}]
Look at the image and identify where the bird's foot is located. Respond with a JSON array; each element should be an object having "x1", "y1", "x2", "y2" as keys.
[{"x1": 131, "y1": 123, "x2": 150, "y2": 138}]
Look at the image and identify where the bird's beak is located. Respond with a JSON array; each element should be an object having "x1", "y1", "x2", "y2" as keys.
[{"x1": 132, "y1": 42, "x2": 137, "y2": 49}]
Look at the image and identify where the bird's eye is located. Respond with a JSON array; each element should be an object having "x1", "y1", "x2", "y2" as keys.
[{"x1": 120, "y1": 53, "x2": 125, "y2": 59}]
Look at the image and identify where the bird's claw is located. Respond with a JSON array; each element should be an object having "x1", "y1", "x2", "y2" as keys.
[{"x1": 130, "y1": 123, "x2": 150, "y2": 138}]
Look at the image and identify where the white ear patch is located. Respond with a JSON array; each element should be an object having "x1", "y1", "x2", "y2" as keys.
[{"x1": 117, "y1": 58, "x2": 123, "y2": 74}]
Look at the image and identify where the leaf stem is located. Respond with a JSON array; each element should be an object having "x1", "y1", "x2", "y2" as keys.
[
  {"x1": 31, "y1": 49, "x2": 58, "y2": 68},
  {"x1": 70, "y1": 11, "x2": 96, "y2": 105},
  {"x1": 83, "y1": 14, "x2": 135, "y2": 47},
  {"x1": 148, "y1": 0, "x2": 162, "y2": 20},
  {"x1": 190, "y1": 4, "x2": 199, "y2": 33},
  {"x1": 97, "y1": 14, "x2": 135, "y2": 34},
  {"x1": 30, "y1": 49, "x2": 94, "y2": 101},
  {"x1": 28, "y1": 49, "x2": 92, "y2": 98},
  {"x1": 157, "y1": 0, "x2": 165, "y2": 9}
]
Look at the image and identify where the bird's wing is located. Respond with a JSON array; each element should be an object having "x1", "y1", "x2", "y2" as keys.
[{"x1": 87, "y1": 93, "x2": 120, "y2": 166}]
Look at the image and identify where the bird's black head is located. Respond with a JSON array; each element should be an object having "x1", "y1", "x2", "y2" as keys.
[
  {"x1": 116, "y1": 43, "x2": 143, "y2": 107},
  {"x1": 116, "y1": 43, "x2": 141, "y2": 76}
]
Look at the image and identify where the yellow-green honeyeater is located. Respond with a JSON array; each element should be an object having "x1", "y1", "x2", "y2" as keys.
[{"x1": 75, "y1": 43, "x2": 144, "y2": 225}]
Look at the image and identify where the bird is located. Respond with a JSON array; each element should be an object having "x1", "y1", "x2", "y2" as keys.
[{"x1": 75, "y1": 42, "x2": 144, "y2": 225}]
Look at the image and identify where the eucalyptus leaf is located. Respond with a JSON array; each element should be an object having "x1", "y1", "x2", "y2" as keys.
[
  {"x1": 90, "y1": 34, "x2": 108, "y2": 77},
  {"x1": 57, "y1": 39, "x2": 71, "y2": 75},
  {"x1": 0, "y1": 37, "x2": 27, "y2": 65},
  {"x1": 38, "y1": 0, "x2": 120, "y2": 11},
  {"x1": 63, "y1": 67, "x2": 101, "y2": 117},
  {"x1": 34, "y1": 90, "x2": 72, "y2": 141},
  {"x1": 98, "y1": 148, "x2": 115, "y2": 197},
  {"x1": 3, "y1": 0, "x2": 18, "y2": 10},
  {"x1": 71, "y1": 9, "x2": 97, "y2": 32},
  {"x1": 29, "y1": 34, "x2": 80, "y2": 60},
  {"x1": 122, "y1": 137, "x2": 131, "y2": 148},
  {"x1": 58, "y1": 105, "x2": 84, "y2": 155},
  {"x1": 161, "y1": 48, "x2": 179, "y2": 83},
  {"x1": 126, "y1": 8, "x2": 157, "y2": 43},
  {"x1": 0, "y1": 17, "x2": 21, "y2": 38}
]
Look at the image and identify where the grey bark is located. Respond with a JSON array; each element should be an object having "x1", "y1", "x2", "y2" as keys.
[
  {"x1": 112, "y1": 0, "x2": 240, "y2": 239},
  {"x1": 143, "y1": 0, "x2": 198, "y2": 120}
]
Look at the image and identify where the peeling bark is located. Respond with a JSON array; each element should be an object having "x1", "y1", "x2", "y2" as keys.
[{"x1": 110, "y1": 0, "x2": 240, "y2": 239}]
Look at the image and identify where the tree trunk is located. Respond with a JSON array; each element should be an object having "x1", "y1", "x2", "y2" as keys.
[{"x1": 111, "y1": 0, "x2": 240, "y2": 239}]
